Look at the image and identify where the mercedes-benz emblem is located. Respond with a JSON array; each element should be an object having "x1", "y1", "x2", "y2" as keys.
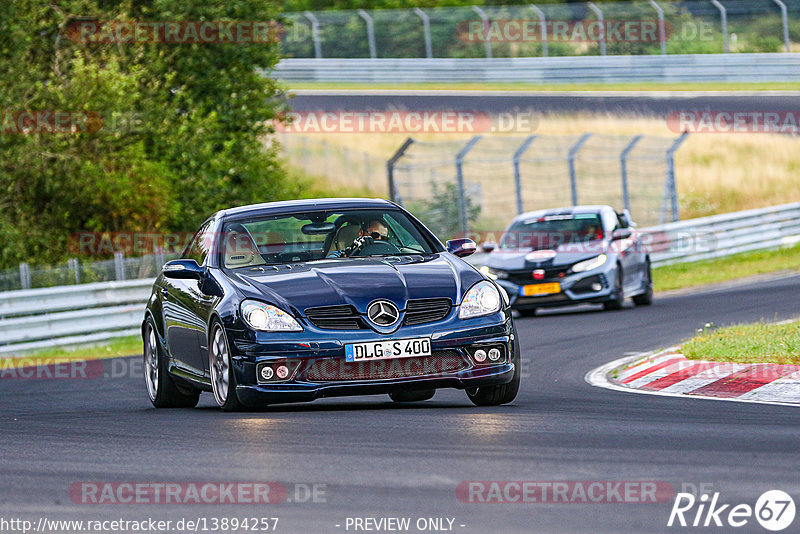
[{"x1": 367, "y1": 300, "x2": 400, "y2": 326}]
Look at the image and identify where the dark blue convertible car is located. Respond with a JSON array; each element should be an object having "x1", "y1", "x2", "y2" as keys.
[{"x1": 142, "y1": 198, "x2": 519, "y2": 411}]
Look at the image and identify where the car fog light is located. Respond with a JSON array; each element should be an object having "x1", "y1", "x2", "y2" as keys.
[
  {"x1": 276, "y1": 365, "x2": 289, "y2": 379},
  {"x1": 260, "y1": 366, "x2": 274, "y2": 380},
  {"x1": 591, "y1": 283, "x2": 603, "y2": 291},
  {"x1": 474, "y1": 349, "x2": 487, "y2": 362},
  {"x1": 488, "y1": 348, "x2": 501, "y2": 361}
]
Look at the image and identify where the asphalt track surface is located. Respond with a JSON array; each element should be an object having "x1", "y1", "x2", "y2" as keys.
[
  {"x1": 2, "y1": 274, "x2": 799, "y2": 534},
  {"x1": 290, "y1": 90, "x2": 800, "y2": 117}
]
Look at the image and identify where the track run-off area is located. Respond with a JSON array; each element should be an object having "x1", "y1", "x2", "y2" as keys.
[{"x1": 2, "y1": 273, "x2": 799, "y2": 533}]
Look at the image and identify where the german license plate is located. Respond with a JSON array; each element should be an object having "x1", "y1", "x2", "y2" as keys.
[
  {"x1": 520, "y1": 282, "x2": 561, "y2": 296},
  {"x1": 345, "y1": 337, "x2": 431, "y2": 362}
]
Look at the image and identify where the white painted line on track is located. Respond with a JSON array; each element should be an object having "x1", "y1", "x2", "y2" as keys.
[{"x1": 291, "y1": 89, "x2": 800, "y2": 98}]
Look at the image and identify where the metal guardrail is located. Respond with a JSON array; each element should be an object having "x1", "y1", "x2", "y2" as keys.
[
  {"x1": 272, "y1": 53, "x2": 800, "y2": 83},
  {"x1": 0, "y1": 279, "x2": 153, "y2": 354},
  {"x1": 642, "y1": 201, "x2": 800, "y2": 266},
  {"x1": 1, "y1": 202, "x2": 799, "y2": 354}
]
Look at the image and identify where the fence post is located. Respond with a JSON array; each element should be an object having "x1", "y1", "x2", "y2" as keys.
[
  {"x1": 529, "y1": 4, "x2": 548, "y2": 57},
  {"x1": 513, "y1": 135, "x2": 538, "y2": 214},
  {"x1": 387, "y1": 137, "x2": 415, "y2": 203},
  {"x1": 568, "y1": 133, "x2": 592, "y2": 206},
  {"x1": 587, "y1": 2, "x2": 606, "y2": 56},
  {"x1": 304, "y1": 11, "x2": 322, "y2": 58},
  {"x1": 19, "y1": 262, "x2": 31, "y2": 290},
  {"x1": 620, "y1": 135, "x2": 643, "y2": 215},
  {"x1": 68, "y1": 257, "x2": 80, "y2": 284},
  {"x1": 665, "y1": 132, "x2": 689, "y2": 222},
  {"x1": 648, "y1": 0, "x2": 667, "y2": 55},
  {"x1": 114, "y1": 252, "x2": 126, "y2": 281},
  {"x1": 155, "y1": 247, "x2": 166, "y2": 273},
  {"x1": 710, "y1": 0, "x2": 729, "y2": 53},
  {"x1": 455, "y1": 136, "x2": 483, "y2": 234},
  {"x1": 413, "y1": 8, "x2": 434, "y2": 58},
  {"x1": 772, "y1": 0, "x2": 790, "y2": 53},
  {"x1": 471, "y1": 6, "x2": 493, "y2": 59},
  {"x1": 357, "y1": 9, "x2": 377, "y2": 59}
]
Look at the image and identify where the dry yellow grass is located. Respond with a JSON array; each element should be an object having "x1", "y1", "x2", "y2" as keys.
[{"x1": 278, "y1": 112, "x2": 800, "y2": 219}]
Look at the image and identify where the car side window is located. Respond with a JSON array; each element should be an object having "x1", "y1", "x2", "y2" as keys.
[{"x1": 183, "y1": 220, "x2": 214, "y2": 266}]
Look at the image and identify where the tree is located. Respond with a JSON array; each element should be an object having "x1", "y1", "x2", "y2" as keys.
[{"x1": 0, "y1": 0, "x2": 292, "y2": 267}]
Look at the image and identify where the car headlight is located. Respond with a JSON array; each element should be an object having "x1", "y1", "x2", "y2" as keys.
[
  {"x1": 571, "y1": 254, "x2": 607, "y2": 273},
  {"x1": 459, "y1": 281, "x2": 502, "y2": 319},
  {"x1": 480, "y1": 265, "x2": 507, "y2": 280},
  {"x1": 240, "y1": 300, "x2": 303, "y2": 332}
]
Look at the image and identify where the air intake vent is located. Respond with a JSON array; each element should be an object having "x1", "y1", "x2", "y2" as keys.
[
  {"x1": 305, "y1": 305, "x2": 364, "y2": 330},
  {"x1": 404, "y1": 298, "x2": 452, "y2": 326}
]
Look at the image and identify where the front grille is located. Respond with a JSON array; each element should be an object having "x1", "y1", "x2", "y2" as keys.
[
  {"x1": 404, "y1": 298, "x2": 452, "y2": 326},
  {"x1": 508, "y1": 267, "x2": 568, "y2": 285},
  {"x1": 305, "y1": 305, "x2": 364, "y2": 330},
  {"x1": 305, "y1": 350, "x2": 466, "y2": 382}
]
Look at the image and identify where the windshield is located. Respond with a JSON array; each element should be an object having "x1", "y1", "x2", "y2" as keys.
[
  {"x1": 500, "y1": 213, "x2": 604, "y2": 250},
  {"x1": 220, "y1": 209, "x2": 438, "y2": 268}
]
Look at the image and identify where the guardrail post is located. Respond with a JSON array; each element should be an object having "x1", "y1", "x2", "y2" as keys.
[
  {"x1": 663, "y1": 132, "x2": 689, "y2": 222},
  {"x1": 710, "y1": 0, "x2": 729, "y2": 53},
  {"x1": 357, "y1": 9, "x2": 377, "y2": 59},
  {"x1": 513, "y1": 135, "x2": 538, "y2": 214},
  {"x1": 19, "y1": 262, "x2": 31, "y2": 290},
  {"x1": 114, "y1": 252, "x2": 126, "y2": 281},
  {"x1": 471, "y1": 6, "x2": 493, "y2": 59},
  {"x1": 529, "y1": 4, "x2": 548, "y2": 57},
  {"x1": 620, "y1": 135, "x2": 643, "y2": 215},
  {"x1": 772, "y1": 0, "x2": 791, "y2": 53},
  {"x1": 587, "y1": 2, "x2": 606, "y2": 56},
  {"x1": 413, "y1": 8, "x2": 434, "y2": 58},
  {"x1": 455, "y1": 136, "x2": 483, "y2": 234},
  {"x1": 304, "y1": 11, "x2": 322, "y2": 58},
  {"x1": 568, "y1": 133, "x2": 592, "y2": 206},
  {"x1": 387, "y1": 137, "x2": 415, "y2": 203},
  {"x1": 648, "y1": 0, "x2": 667, "y2": 55},
  {"x1": 68, "y1": 258, "x2": 80, "y2": 284}
]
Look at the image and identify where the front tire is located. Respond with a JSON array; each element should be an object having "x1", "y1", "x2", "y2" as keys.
[
  {"x1": 632, "y1": 260, "x2": 654, "y2": 306},
  {"x1": 466, "y1": 327, "x2": 521, "y2": 406},
  {"x1": 143, "y1": 318, "x2": 200, "y2": 408},
  {"x1": 602, "y1": 268, "x2": 624, "y2": 311},
  {"x1": 210, "y1": 322, "x2": 246, "y2": 412},
  {"x1": 389, "y1": 389, "x2": 436, "y2": 402}
]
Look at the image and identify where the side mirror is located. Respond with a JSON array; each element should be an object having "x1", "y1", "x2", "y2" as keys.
[
  {"x1": 481, "y1": 241, "x2": 496, "y2": 253},
  {"x1": 446, "y1": 238, "x2": 477, "y2": 258},
  {"x1": 163, "y1": 259, "x2": 204, "y2": 279},
  {"x1": 611, "y1": 228, "x2": 632, "y2": 241}
]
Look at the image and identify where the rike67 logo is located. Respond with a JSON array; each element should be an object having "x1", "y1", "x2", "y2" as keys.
[{"x1": 668, "y1": 490, "x2": 795, "y2": 531}]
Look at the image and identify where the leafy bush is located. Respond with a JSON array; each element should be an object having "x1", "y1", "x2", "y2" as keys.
[{"x1": 0, "y1": 0, "x2": 294, "y2": 268}]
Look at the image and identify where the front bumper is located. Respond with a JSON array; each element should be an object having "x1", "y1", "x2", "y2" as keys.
[
  {"x1": 227, "y1": 315, "x2": 517, "y2": 406},
  {"x1": 495, "y1": 263, "x2": 616, "y2": 310}
]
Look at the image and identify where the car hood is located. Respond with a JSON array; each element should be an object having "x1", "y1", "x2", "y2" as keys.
[
  {"x1": 484, "y1": 242, "x2": 608, "y2": 270},
  {"x1": 228, "y1": 254, "x2": 483, "y2": 315}
]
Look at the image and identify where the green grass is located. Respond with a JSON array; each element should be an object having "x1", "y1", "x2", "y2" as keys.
[
  {"x1": 653, "y1": 243, "x2": 800, "y2": 292},
  {"x1": 683, "y1": 322, "x2": 800, "y2": 365},
  {"x1": 289, "y1": 81, "x2": 800, "y2": 92},
  {"x1": 5, "y1": 335, "x2": 142, "y2": 364}
]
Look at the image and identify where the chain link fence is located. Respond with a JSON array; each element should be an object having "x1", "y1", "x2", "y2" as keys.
[
  {"x1": 388, "y1": 133, "x2": 688, "y2": 238},
  {"x1": 281, "y1": 0, "x2": 800, "y2": 59},
  {"x1": 0, "y1": 252, "x2": 180, "y2": 293}
]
